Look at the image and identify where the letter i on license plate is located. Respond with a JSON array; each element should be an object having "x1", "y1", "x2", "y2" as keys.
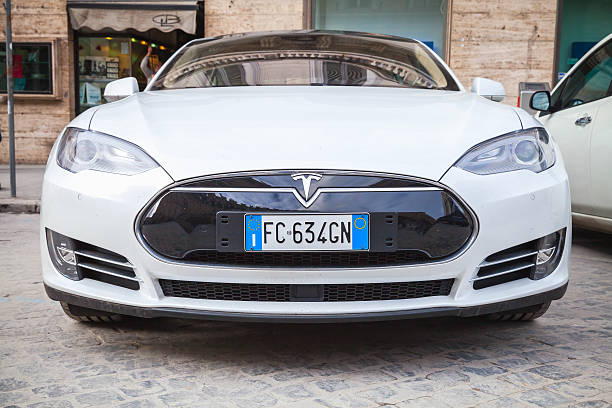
[{"x1": 244, "y1": 214, "x2": 369, "y2": 251}]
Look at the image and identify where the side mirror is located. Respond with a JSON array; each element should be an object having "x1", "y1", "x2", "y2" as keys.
[
  {"x1": 103, "y1": 77, "x2": 139, "y2": 102},
  {"x1": 530, "y1": 91, "x2": 551, "y2": 112},
  {"x1": 471, "y1": 77, "x2": 506, "y2": 102}
]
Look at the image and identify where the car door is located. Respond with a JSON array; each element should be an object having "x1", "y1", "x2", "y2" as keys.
[
  {"x1": 539, "y1": 38, "x2": 612, "y2": 216},
  {"x1": 589, "y1": 92, "x2": 612, "y2": 219}
]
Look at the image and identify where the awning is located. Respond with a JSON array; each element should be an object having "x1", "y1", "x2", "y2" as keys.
[{"x1": 67, "y1": 0, "x2": 200, "y2": 34}]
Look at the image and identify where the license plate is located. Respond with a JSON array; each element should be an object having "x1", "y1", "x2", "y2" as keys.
[{"x1": 244, "y1": 214, "x2": 369, "y2": 251}]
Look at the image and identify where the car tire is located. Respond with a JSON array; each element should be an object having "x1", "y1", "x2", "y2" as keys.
[
  {"x1": 60, "y1": 302, "x2": 123, "y2": 323},
  {"x1": 486, "y1": 302, "x2": 551, "y2": 321}
]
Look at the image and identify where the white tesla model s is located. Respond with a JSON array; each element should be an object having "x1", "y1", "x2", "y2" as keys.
[{"x1": 42, "y1": 30, "x2": 570, "y2": 323}]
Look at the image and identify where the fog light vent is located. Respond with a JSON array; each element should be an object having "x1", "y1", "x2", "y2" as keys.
[
  {"x1": 473, "y1": 228, "x2": 566, "y2": 290},
  {"x1": 46, "y1": 229, "x2": 140, "y2": 290}
]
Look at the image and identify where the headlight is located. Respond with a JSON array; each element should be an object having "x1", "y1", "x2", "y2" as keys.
[
  {"x1": 57, "y1": 128, "x2": 158, "y2": 175},
  {"x1": 454, "y1": 127, "x2": 555, "y2": 175}
]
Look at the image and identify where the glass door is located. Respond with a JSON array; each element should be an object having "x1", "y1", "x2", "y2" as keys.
[{"x1": 313, "y1": 0, "x2": 448, "y2": 57}]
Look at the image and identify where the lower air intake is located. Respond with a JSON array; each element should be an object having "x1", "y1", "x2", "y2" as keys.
[
  {"x1": 183, "y1": 250, "x2": 430, "y2": 267},
  {"x1": 158, "y1": 279, "x2": 454, "y2": 302},
  {"x1": 473, "y1": 240, "x2": 538, "y2": 290},
  {"x1": 46, "y1": 229, "x2": 140, "y2": 290},
  {"x1": 473, "y1": 229, "x2": 566, "y2": 290},
  {"x1": 75, "y1": 248, "x2": 139, "y2": 291}
]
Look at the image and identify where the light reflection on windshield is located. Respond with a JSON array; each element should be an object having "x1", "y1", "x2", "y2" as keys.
[{"x1": 150, "y1": 31, "x2": 459, "y2": 91}]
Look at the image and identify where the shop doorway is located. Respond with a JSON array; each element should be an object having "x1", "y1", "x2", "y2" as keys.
[
  {"x1": 75, "y1": 31, "x2": 197, "y2": 113},
  {"x1": 68, "y1": 0, "x2": 203, "y2": 114}
]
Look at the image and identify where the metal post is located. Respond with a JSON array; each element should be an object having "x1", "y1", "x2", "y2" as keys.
[{"x1": 4, "y1": 0, "x2": 16, "y2": 197}]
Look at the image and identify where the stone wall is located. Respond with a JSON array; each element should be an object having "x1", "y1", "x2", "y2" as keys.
[
  {"x1": 205, "y1": 0, "x2": 304, "y2": 37},
  {"x1": 0, "y1": 0, "x2": 73, "y2": 164},
  {"x1": 448, "y1": 0, "x2": 557, "y2": 104}
]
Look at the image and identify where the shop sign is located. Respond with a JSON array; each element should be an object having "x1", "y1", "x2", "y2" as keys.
[{"x1": 152, "y1": 14, "x2": 181, "y2": 28}]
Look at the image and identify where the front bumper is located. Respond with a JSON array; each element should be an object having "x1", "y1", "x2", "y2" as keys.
[
  {"x1": 41, "y1": 158, "x2": 571, "y2": 321},
  {"x1": 45, "y1": 282, "x2": 568, "y2": 323}
]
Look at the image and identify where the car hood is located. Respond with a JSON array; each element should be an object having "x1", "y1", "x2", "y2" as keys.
[{"x1": 88, "y1": 86, "x2": 522, "y2": 182}]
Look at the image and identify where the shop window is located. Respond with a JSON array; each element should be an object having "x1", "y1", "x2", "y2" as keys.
[
  {"x1": 0, "y1": 43, "x2": 53, "y2": 94},
  {"x1": 77, "y1": 36, "x2": 174, "y2": 113},
  {"x1": 313, "y1": 0, "x2": 448, "y2": 58},
  {"x1": 78, "y1": 37, "x2": 133, "y2": 111}
]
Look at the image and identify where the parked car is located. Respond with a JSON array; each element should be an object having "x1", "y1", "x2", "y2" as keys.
[
  {"x1": 42, "y1": 30, "x2": 570, "y2": 324},
  {"x1": 531, "y1": 33, "x2": 612, "y2": 233}
]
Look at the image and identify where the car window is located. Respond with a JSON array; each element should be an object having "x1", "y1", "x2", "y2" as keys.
[
  {"x1": 149, "y1": 32, "x2": 460, "y2": 91},
  {"x1": 552, "y1": 40, "x2": 612, "y2": 110}
]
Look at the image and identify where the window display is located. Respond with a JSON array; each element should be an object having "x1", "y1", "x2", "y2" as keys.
[
  {"x1": 77, "y1": 36, "x2": 174, "y2": 113},
  {"x1": 78, "y1": 37, "x2": 133, "y2": 111},
  {"x1": 0, "y1": 43, "x2": 53, "y2": 94}
]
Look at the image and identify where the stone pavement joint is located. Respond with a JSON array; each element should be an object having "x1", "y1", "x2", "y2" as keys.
[{"x1": 0, "y1": 198, "x2": 40, "y2": 213}]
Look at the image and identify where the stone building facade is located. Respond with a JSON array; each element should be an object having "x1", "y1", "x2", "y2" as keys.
[
  {"x1": 0, "y1": 0, "x2": 608, "y2": 164},
  {"x1": 0, "y1": 0, "x2": 73, "y2": 163}
]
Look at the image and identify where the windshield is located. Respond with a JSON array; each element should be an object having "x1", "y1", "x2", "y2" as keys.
[{"x1": 150, "y1": 31, "x2": 459, "y2": 91}]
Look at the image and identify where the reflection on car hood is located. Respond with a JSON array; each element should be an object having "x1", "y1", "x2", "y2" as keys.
[{"x1": 88, "y1": 86, "x2": 521, "y2": 181}]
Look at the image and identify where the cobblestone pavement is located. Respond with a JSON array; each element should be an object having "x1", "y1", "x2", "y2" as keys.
[{"x1": 1, "y1": 213, "x2": 611, "y2": 408}]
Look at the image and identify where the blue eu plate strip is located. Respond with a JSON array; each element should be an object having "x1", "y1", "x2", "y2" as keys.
[
  {"x1": 244, "y1": 214, "x2": 262, "y2": 251},
  {"x1": 352, "y1": 214, "x2": 369, "y2": 250}
]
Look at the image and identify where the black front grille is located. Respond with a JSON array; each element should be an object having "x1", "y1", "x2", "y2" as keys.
[
  {"x1": 139, "y1": 172, "x2": 475, "y2": 263},
  {"x1": 160, "y1": 280, "x2": 291, "y2": 301},
  {"x1": 159, "y1": 279, "x2": 454, "y2": 302},
  {"x1": 323, "y1": 280, "x2": 454, "y2": 301},
  {"x1": 183, "y1": 250, "x2": 430, "y2": 268}
]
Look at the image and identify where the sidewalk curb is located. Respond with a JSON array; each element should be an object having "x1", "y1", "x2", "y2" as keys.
[{"x1": 0, "y1": 199, "x2": 40, "y2": 214}]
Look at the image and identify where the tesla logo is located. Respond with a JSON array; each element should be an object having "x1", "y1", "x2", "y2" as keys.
[
  {"x1": 152, "y1": 14, "x2": 181, "y2": 27},
  {"x1": 291, "y1": 173, "x2": 322, "y2": 200}
]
